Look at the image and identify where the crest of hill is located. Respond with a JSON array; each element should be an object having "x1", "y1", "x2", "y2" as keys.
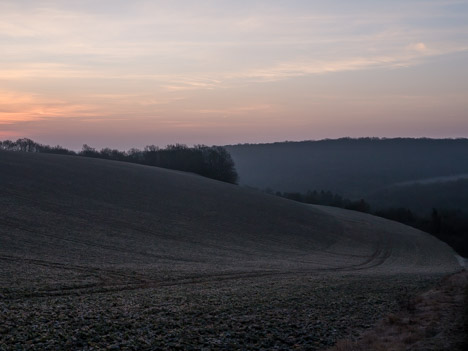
[{"x1": 0, "y1": 151, "x2": 460, "y2": 283}]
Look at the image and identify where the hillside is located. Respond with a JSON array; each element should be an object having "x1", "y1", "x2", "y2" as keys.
[
  {"x1": 225, "y1": 138, "x2": 468, "y2": 199},
  {"x1": 367, "y1": 178, "x2": 468, "y2": 214},
  {"x1": 0, "y1": 151, "x2": 462, "y2": 350}
]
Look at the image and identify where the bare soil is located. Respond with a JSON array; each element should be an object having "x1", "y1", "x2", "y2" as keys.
[
  {"x1": 0, "y1": 151, "x2": 462, "y2": 350},
  {"x1": 329, "y1": 270, "x2": 468, "y2": 351}
]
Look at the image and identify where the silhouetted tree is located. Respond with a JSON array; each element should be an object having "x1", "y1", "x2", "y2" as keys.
[
  {"x1": 79, "y1": 144, "x2": 100, "y2": 158},
  {"x1": 431, "y1": 208, "x2": 442, "y2": 234},
  {"x1": 99, "y1": 148, "x2": 126, "y2": 161},
  {"x1": 198, "y1": 146, "x2": 238, "y2": 184},
  {"x1": 0, "y1": 140, "x2": 16, "y2": 151},
  {"x1": 345, "y1": 199, "x2": 371, "y2": 213},
  {"x1": 126, "y1": 148, "x2": 144, "y2": 163},
  {"x1": 1, "y1": 138, "x2": 238, "y2": 184}
]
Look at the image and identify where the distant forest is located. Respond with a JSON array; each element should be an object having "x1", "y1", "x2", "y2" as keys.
[
  {"x1": 226, "y1": 137, "x2": 468, "y2": 200},
  {"x1": 366, "y1": 179, "x2": 468, "y2": 215},
  {"x1": 275, "y1": 189, "x2": 468, "y2": 257},
  {"x1": 0, "y1": 138, "x2": 238, "y2": 184}
]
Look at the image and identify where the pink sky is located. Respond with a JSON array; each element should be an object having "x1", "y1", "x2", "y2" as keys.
[{"x1": 1, "y1": 0, "x2": 467, "y2": 149}]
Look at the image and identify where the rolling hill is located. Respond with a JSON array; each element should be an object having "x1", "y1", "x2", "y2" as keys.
[{"x1": 0, "y1": 151, "x2": 462, "y2": 350}]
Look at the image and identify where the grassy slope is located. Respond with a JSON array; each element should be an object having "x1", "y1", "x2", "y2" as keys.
[
  {"x1": 0, "y1": 151, "x2": 462, "y2": 350},
  {"x1": 0, "y1": 151, "x2": 458, "y2": 279}
]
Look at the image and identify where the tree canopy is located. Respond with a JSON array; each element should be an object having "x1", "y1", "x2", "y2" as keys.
[{"x1": 0, "y1": 138, "x2": 238, "y2": 184}]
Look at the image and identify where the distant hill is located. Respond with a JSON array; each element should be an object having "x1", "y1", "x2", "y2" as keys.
[
  {"x1": 367, "y1": 178, "x2": 468, "y2": 214},
  {"x1": 226, "y1": 138, "x2": 468, "y2": 201}
]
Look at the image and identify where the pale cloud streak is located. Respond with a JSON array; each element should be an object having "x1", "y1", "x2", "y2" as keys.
[{"x1": 234, "y1": 43, "x2": 468, "y2": 83}]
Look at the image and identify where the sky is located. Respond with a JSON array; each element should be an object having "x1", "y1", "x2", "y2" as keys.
[{"x1": 1, "y1": 0, "x2": 467, "y2": 149}]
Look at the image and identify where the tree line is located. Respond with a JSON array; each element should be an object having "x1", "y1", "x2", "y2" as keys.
[
  {"x1": 274, "y1": 189, "x2": 468, "y2": 257},
  {"x1": 0, "y1": 138, "x2": 238, "y2": 184}
]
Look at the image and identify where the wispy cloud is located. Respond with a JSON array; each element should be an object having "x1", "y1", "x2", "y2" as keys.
[
  {"x1": 231, "y1": 43, "x2": 468, "y2": 82},
  {"x1": 197, "y1": 104, "x2": 273, "y2": 116}
]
